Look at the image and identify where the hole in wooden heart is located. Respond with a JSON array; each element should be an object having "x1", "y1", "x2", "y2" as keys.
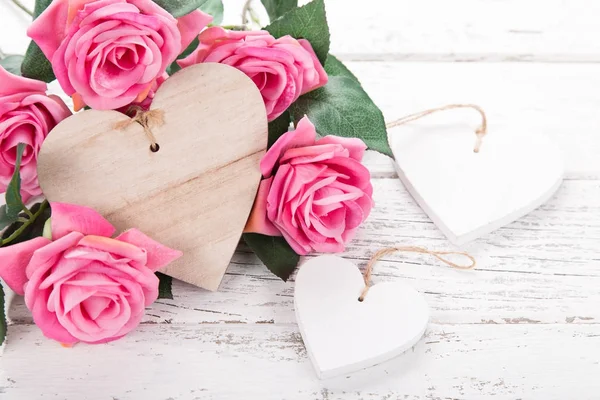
[
  {"x1": 150, "y1": 143, "x2": 160, "y2": 152},
  {"x1": 358, "y1": 296, "x2": 365, "y2": 302}
]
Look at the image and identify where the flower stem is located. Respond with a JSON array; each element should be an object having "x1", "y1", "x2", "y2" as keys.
[
  {"x1": 1, "y1": 200, "x2": 49, "y2": 246},
  {"x1": 241, "y1": 0, "x2": 253, "y2": 26},
  {"x1": 10, "y1": 0, "x2": 33, "y2": 17},
  {"x1": 0, "y1": 48, "x2": 5, "y2": 60}
]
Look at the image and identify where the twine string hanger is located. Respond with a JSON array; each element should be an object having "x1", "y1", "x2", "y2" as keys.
[
  {"x1": 359, "y1": 246, "x2": 477, "y2": 301},
  {"x1": 114, "y1": 107, "x2": 164, "y2": 152},
  {"x1": 385, "y1": 104, "x2": 488, "y2": 153}
]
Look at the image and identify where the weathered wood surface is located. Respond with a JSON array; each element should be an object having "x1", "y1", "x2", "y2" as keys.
[{"x1": 1, "y1": 0, "x2": 600, "y2": 399}]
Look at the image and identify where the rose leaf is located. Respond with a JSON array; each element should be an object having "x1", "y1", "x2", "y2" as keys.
[
  {"x1": 199, "y1": 0, "x2": 224, "y2": 25},
  {"x1": 264, "y1": 0, "x2": 330, "y2": 65},
  {"x1": 243, "y1": 233, "x2": 300, "y2": 281},
  {"x1": 288, "y1": 56, "x2": 393, "y2": 158},
  {"x1": 152, "y1": 0, "x2": 209, "y2": 18},
  {"x1": 156, "y1": 272, "x2": 174, "y2": 299},
  {"x1": 21, "y1": 0, "x2": 55, "y2": 82},
  {"x1": 4, "y1": 144, "x2": 27, "y2": 221},
  {"x1": 0, "y1": 55, "x2": 24, "y2": 76},
  {"x1": 260, "y1": 0, "x2": 298, "y2": 22},
  {"x1": 167, "y1": 37, "x2": 200, "y2": 75}
]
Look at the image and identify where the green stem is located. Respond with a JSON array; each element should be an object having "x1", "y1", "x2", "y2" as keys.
[
  {"x1": 1, "y1": 200, "x2": 49, "y2": 246},
  {"x1": 10, "y1": 0, "x2": 33, "y2": 17},
  {"x1": 241, "y1": 0, "x2": 253, "y2": 26},
  {"x1": 221, "y1": 24, "x2": 249, "y2": 31}
]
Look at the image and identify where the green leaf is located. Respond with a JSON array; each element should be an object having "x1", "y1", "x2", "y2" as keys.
[
  {"x1": 268, "y1": 111, "x2": 291, "y2": 148},
  {"x1": 260, "y1": 0, "x2": 297, "y2": 22},
  {"x1": 243, "y1": 233, "x2": 300, "y2": 281},
  {"x1": 152, "y1": 0, "x2": 208, "y2": 17},
  {"x1": 199, "y1": 0, "x2": 224, "y2": 25},
  {"x1": 0, "y1": 205, "x2": 17, "y2": 231},
  {"x1": 0, "y1": 284, "x2": 6, "y2": 347},
  {"x1": 264, "y1": 0, "x2": 330, "y2": 65},
  {"x1": 288, "y1": 56, "x2": 393, "y2": 157},
  {"x1": 4, "y1": 144, "x2": 27, "y2": 220},
  {"x1": 21, "y1": 42, "x2": 55, "y2": 83},
  {"x1": 32, "y1": 0, "x2": 52, "y2": 18},
  {"x1": 1, "y1": 203, "x2": 51, "y2": 247},
  {"x1": 167, "y1": 37, "x2": 199, "y2": 75},
  {"x1": 156, "y1": 272, "x2": 173, "y2": 299},
  {"x1": 0, "y1": 55, "x2": 24, "y2": 76},
  {"x1": 21, "y1": 0, "x2": 55, "y2": 82},
  {"x1": 322, "y1": 54, "x2": 359, "y2": 82}
]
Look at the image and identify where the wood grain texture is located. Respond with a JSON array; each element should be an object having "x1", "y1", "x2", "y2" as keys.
[
  {"x1": 2, "y1": 323, "x2": 600, "y2": 399},
  {"x1": 36, "y1": 64, "x2": 268, "y2": 290}
]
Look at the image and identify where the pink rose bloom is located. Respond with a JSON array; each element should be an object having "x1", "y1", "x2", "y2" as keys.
[
  {"x1": 245, "y1": 117, "x2": 374, "y2": 255},
  {"x1": 179, "y1": 27, "x2": 328, "y2": 121},
  {"x1": 0, "y1": 67, "x2": 71, "y2": 202},
  {"x1": 117, "y1": 72, "x2": 168, "y2": 115},
  {"x1": 0, "y1": 203, "x2": 182, "y2": 344},
  {"x1": 28, "y1": 0, "x2": 212, "y2": 111}
]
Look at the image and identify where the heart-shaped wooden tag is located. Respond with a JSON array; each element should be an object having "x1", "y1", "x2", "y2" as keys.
[
  {"x1": 37, "y1": 63, "x2": 268, "y2": 291},
  {"x1": 390, "y1": 124, "x2": 564, "y2": 245},
  {"x1": 295, "y1": 255, "x2": 429, "y2": 379}
]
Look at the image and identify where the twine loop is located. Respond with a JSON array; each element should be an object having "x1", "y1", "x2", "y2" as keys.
[
  {"x1": 114, "y1": 106, "x2": 164, "y2": 152},
  {"x1": 385, "y1": 104, "x2": 488, "y2": 153},
  {"x1": 359, "y1": 246, "x2": 476, "y2": 301}
]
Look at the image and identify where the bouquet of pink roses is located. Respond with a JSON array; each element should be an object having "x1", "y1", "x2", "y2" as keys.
[{"x1": 0, "y1": 0, "x2": 391, "y2": 345}]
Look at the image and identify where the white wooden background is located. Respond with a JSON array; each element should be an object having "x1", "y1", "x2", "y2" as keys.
[{"x1": 2, "y1": 0, "x2": 600, "y2": 399}]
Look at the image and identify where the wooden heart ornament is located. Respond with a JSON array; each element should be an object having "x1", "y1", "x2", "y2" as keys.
[
  {"x1": 295, "y1": 255, "x2": 429, "y2": 379},
  {"x1": 37, "y1": 63, "x2": 268, "y2": 291}
]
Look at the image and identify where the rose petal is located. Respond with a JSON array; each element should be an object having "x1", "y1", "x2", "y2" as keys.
[
  {"x1": 0, "y1": 237, "x2": 51, "y2": 295},
  {"x1": 260, "y1": 116, "x2": 316, "y2": 177},
  {"x1": 177, "y1": 10, "x2": 212, "y2": 50},
  {"x1": 115, "y1": 229, "x2": 182, "y2": 271},
  {"x1": 244, "y1": 177, "x2": 282, "y2": 236},
  {"x1": 50, "y1": 202, "x2": 116, "y2": 240},
  {"x1": 316, "y1": 136, "x2": 367, "y2": 161}
]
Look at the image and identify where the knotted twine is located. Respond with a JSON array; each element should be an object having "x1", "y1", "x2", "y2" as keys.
[
  {"x1": 354, "y1": 104, "x2": 487, "y2": 300},
  {"x1": 114, "y1": 107, "x2": 164, "y2": 152},
  {"x1": 385, "y1": 104, "x2": 488, "y2": 153},
  {"x1": 359, "y1": 246, "x2": 477, "y2": 301}
]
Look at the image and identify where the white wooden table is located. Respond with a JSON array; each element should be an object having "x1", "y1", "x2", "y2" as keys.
[{"x1": 2, "y1": 1, "x2": 600, "y2": 398}]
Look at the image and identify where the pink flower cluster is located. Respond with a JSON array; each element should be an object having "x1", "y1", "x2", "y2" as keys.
[
  {"x1": 245, "y1": 117, "x2": 374, "y2": 255},
  {"x1": 0, "y1": 203, "x2": 181, "y2": 344},
  {"x1": 0, "y1": 67, "x2": 71, "y2": 202},
  {"x1": 28, "y1": 0, "x2": 212, "y2": 111},
  {"x1": 179, "y1": 27, "x2": 328, "y2": 121}
]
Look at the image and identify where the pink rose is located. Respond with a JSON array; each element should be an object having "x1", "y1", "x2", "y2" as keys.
[
  {"x1": 0, "y1": 67, "x2": 71, "y2": 202},
  {"x1": 179, "y1": 27, "x2": 328, "y2": 121},
  {"x1": 0, "y1": 203, "x2": 181, "y2": 344},
  {"x1": 28, "y1": 0, "x2": 212, "y2": 111},
  {"x1": 245, "y1": 116, "x2": 374, "y2": 255}
]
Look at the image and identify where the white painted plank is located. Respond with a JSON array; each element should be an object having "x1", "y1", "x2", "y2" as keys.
[
  {"x1": 2, "y1": 323, "x2": 599, "y2": 400},
  {"x1": 345, "y1": 61, "x2": 600, "y2": 178},
  {"x1": 8, "y1": 179, "x2": 599, "y2": 327},
  {"x1": 3, "y1": 0, "x2": 600, "y2": 61},
  {"x1": 324, "y1": 0, "x2": 600, "y2": 61}
]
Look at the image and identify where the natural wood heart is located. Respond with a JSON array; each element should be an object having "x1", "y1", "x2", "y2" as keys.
[{"x1": 37, "y1": 63, "x2": 268, "y2": 291}]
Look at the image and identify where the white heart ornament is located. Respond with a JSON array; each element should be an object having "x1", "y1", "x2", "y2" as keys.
[
  {"x1": 37, "y1": 64, "x2": 267, "y2": 291},
  {"x1": 295, "y1": 255, "x2": 429, "y2": 379},
  {"x1": 390, "y1": 124, "x2": 564, "y2": 245}
]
